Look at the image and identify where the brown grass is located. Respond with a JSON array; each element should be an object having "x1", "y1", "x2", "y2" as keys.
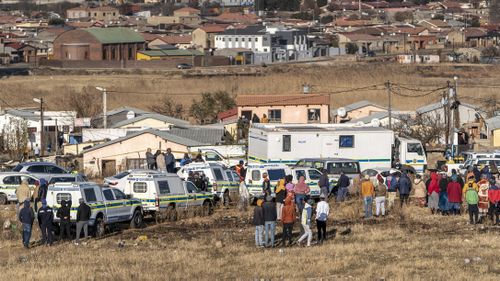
[
  {"x1": 1, "y1": 200, "x2": 500, "y2": 280},
  {"x1": 1, "y1": 63, "x2": 499, "y2": 114}
]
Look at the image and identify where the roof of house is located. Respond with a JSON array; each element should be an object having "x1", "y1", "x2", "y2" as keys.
[
  {"x1": 464, "y1": 27, "x2": 488, "y2": 38},
  {"x1": 214, "y1": 12, "x2": 259, "y2": 23},
  {"x1": 140, "y1": 32, "x2": 161, "y2": 42},
  {"x1": 168, "y1": 128, "x2": 224, "y2": 145},
  {"x1": 347, "y1": 111, "x2": 409, "y2": 124},
  {"x1": 174, "y1": 7, "x2": 200, "y2": 14},
  {"x1": 90, "y1": 6, "x2": 119, "y2": 12},
  {"x1": 106, "y1": 107, "x2": 150, "y2": 117},
  {"x1": 83, "y1": 129, "x2": 210, "y2": 153},
  {"x1": 84, "y1": 27, "x2": 145, "y2": 44},
  {"x1": 155, "y1": 35, "x2": 192, "y2": 44},
  {"x1": 198, "y1": 24, "x2": 228, "y2": 33},
  {"x1": 236, "y1": 94, "x2": 329, "y2": 107},
  {"x1": 5, "y1": 109, "x2": 39, "y2": 121},
  {"x1": 217, "y1": 108, "x2": 238, "y2": 120},
  {"x1": 486, "y1": 115, "x2": 500, "y2": 131},
  {"x1": 341, "y1": 33, "x2": 380, "y2": 41},
  {"x1": 416, "y1": 102, "x2": 480, "y2": 115},
  {"x1": 418, "y1": 20, "x2": 449, "y2": 28},
  {"x1": 219, "y1": 25, "x2": 265, "y2": 35},
  {"x1": 331, "y1": 100, "x2": 387, "y2": 116},
  {"x1": 111, "y1": 113, "x2": 191, "y2": 128}
]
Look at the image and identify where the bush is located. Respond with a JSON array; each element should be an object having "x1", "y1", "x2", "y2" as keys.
[
  {"x1": 345, "y1": 42, "x2": 359, "y2": 54},
  {"x1": 320, "y1": 15, "x2": 334, "y2": 24}
]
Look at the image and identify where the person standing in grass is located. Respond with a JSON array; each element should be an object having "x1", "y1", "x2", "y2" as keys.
[
  {"x1": 398, "y1": 172, "x2": 412, "y2": 207},
  {"x1": 447, "y1": 175, "x2": 463, "y2": 215},
  {"x1": 438, "y1": 173, "x2": 450, "y2": 215},
  {"x1": 318, "y1": 169, "x2": 330, "y2": 199},
  {"x1": 374, "y1": 177, "x2": 387, "y2": 217},
  {"x1": 57, "y1": 199, "x2": 72, "y2": 241},
  {"x1": 427, "y1": 172, "x2": 440, "y2": 215},
  {"x1": 294, "y1": 176, "x2": 310, "y2": 215},
  {"x1": 315, "y1": 195, "x2": 329, "y2": 243},
  {"x1": 75, "y1": 198, "x2": 91, "y2": 245},
  {"x1": 386, "y1": 172, "x2": 399, "y2": 210},
  {"x1": 361, "y1": 175, "x2": 375, "y2": 219},
  {"x1": 281, "y1": 194, "x2": 295, "y2": 247},
  {"x1": 37, "y1": 199, "x2": 54, "y2": 246},
  {"x1": 18, "y1": 199, "x2": 34, "y2": 249},
  {"x1": 275, "y1": 178, "x2": 286, "y2": 221},
  {"x1": 414, "y1": 174, "x2": 427, "y2": 207},
  {"x1": 488, "y1": 177, "x2": 500, "y2": 225},
  {"x1": 336, "y1": 171, "x2": 350, "y2": 202},
  {"x1": 262, "y1": 195, "x2": 277, "y2": 247},
  {"x1": 262, "y1": 173, "x2": 271, "y2": 197},
  {"x1": 15, "y1": 178, "x2": 31, "y2": 216},
  {"x1": 252, "y1": 198, "x2": 265, "y2": 248},
  {"x1": 465, "y1": 183, "x2": 480, "y2": 225},
  {"x1": 297, "y1": 198, "x2": 314, "y2": 247}
]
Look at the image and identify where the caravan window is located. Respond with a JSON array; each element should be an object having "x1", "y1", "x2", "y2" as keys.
[
  {"x1": 407, "y1": 143, "x2": 424, "y2": 156},
  {"x1": 267, "y1": 169, "x2": 286, "y2": 181},
  {"x1": 282, "y1": 135, "x2": 291, "y2": 152},
  {"x1": 339, "y1": 135, "x2": 354, "y2": 148}
]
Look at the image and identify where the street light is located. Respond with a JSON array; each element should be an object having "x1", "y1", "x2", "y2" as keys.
[
  {"x1": 95, "y1": 87, "x2": 107, "y2": 128},
  {"x1": 33, "y1": 97, "x2": 44, "y2": 157}
]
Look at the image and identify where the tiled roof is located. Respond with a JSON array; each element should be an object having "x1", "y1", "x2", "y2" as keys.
[
  {"x1": 236, "y1": 95, "x2": 329, "y2": 107},
  {"x1": 174, "y1": 7, "x2": 200, "y2": 14},
  {"x1": 156, "y1": 35, "x2": 192, "y2": 44},
  {"x1": 199, "y1": 24, "x2": 228, "y2": 33}
]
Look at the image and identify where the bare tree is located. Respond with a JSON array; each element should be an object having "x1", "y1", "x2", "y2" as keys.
[
  {"x1": 65, "y1": 86, "x2": 101, "y2": 119},
  {"x1": 392, "y1": 114, "x2": 447, "y2": 147},
  {"x1": 2, "y1": 118, "x2": 28, "y2": 160},
  {"x1": 149, "y1": 96, "x2": 185, "y2": 119}
]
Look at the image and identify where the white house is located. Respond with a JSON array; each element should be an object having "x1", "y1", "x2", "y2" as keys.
[
  {"x1": 214, "y1": 25, "x2": 272, "y2": 64},
  {"x1": 416, "y1": 102, "x2": 483, "y2": 125}
]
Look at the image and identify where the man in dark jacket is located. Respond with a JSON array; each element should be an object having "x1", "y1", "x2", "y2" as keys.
[
  {"x1": 165, "y1": 148, "x2": 176, "y2": 173},
  {"x1": 252, "y1": 198, "x2": 264, "y2": 247},
  {"x1": 18, "y1": 199, "x2": 34, "y2": 248},
  {"x1": 398, "y1": 173, "x2": 412, "y2": 207},
  {"x1": 146, "y1": 148, "x2": 156, "y2": 170},
  {"x1": 75, "y1": 198, "x2": 91, "y2": 244},
  {"x1": 262, "y1": 195, "x2": 277, "y2": 247},
  {"x1": 37, "y1": 199, "x2": 54, "y2": 246},
  {"x1": 262, "y1": 173, "x2": 271, "y2": 196},
  {"x1": 38, "y1": 178, "x2": 48, "y2": 201},
  {"x1": 318, "y1": 169, "x2": 330, "y2": 198},
  {"x1": 57, "y1": 199, "x2": 72, "y2": 241},
  {"x1": 336, "y1": 171, "x2": 350, "y2": 202}
]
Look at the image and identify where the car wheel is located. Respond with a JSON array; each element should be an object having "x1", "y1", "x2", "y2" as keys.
[
  {"x1": 95, "y1": 217, "x2": 106, "y2": 238},
  {"x1": 130, "y1": 210, "x2": 143, "y2": 229},
  {"x1": 0, "y1": 194, "x2": 7, "y2": 205}
]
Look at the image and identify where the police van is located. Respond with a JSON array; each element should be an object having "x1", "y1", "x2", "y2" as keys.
[
  {"x1": 290, "y1": 167, "x2": 323, "y2": 198},
  {"x1": 115, "y1": 171, "x2": 214, "y2": 221},
  {"x1": 177, "y1": 162, "x2": 240, "y2": 205},
  {"x1": 0, "y1": 172, "x2": 38, "y2": 204},
  {"x1": 46, "y1": 182, "x2": 143, "y2": 237},
  {"x1": 244, "y1": 163, "x2": 293, "y2": 198}
]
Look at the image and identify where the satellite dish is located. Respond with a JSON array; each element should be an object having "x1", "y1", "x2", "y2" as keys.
[
  {"x1": 337, "y1": 107, "x2": 347, "y2": 118},
  {"x1": 126, "y1": 111, "x2": 136, "y2": 120},
  {"x1": 371, "y1": 118, "x2": 381, "y2": 127}
]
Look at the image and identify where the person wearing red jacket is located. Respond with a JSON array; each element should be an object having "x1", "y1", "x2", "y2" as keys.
[
  {"x1": 488, "y1": 177, "x2": 500, "y2": 225},
  {"x1": 447, "y1": 176, "x2": 462, "y2": 215},
  {"x1": 427, "y1": 172, "x2": 440, "y2": 215}
]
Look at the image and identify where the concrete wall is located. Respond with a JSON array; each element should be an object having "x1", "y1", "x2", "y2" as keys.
[
  {"x1": 237, "y1": 105, "x2": 329, "y2": 124},
  {"x1": 40, "y1": 56, "x2": 230, "y2": 68},
  {"x1": 494, "y1": 129, "x2": 500, "y2": 147}
]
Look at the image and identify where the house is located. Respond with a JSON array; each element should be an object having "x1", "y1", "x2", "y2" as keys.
[
  {"x1": 215, "y1": 0, "x2": 255, "y2": 7},
  {"x1": 67, "y1": 6, "x2": 120, "y2": 21},
  {"x1": 417, "y1": 20, "x2": 450, "y2": 31},
  {"x1": 52, "y1": 27, "x2": 146, "y2": 61},
  {"x1": 331, "y1": 100, "x2": 388, "y2": 123},
  {"x1": 173, "y1": 7, "x2": 200, "y2": 17},
  {"x1": 347, "y1": 111, "x2": 411, "y2": 127},
  {"x1": 19, "y1": 42, "x2": 49, "y2": 63},
  {"x1": 136, "y1": 49, "x2": 203, "y2": 60},
  {"x1": 110, "y1": 113, "x2": 191, "y2": 129},
  {"x1": 397, "y1": 54, "x2": 440, "y2": 63},
  {"x1": 236, "y1": 94, "x2": 330, "y2": 124},
  {"x1": 148, "y1": 35, "x2": 192, "y2": 49},
  {"x1": 337, "y1": 33, "x2": 384, "y2": 54},
  {"x1": 214, "y1": 25, "x2": 272, "y2": 64},
  {"x1": 485, "y1": 115, "x2": 500, "y2": 147},
  {"x1": 416, "y1": 102, "x2": 483, "y2": 126},
  {"x1": 147, "y1": 11, "x2": 201, "y2": 27},
  {"x1": 82, "y1": 128, "x2": 224, "y2": 176},
  {"x1": 192, "y1": 24, "x2": 228, "y2": 50},
  {"x1": 212, "y1": 12, "x2": 259, "y2": 24}
]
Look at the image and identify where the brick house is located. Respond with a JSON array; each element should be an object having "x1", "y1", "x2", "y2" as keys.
[{"x1": 53, "y1": 27, "x2": 145, "y2": 61}]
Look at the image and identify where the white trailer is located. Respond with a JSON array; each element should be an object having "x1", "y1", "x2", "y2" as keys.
[{"x1": 248, "y1": 124, "x2": 395, "y2": 171}]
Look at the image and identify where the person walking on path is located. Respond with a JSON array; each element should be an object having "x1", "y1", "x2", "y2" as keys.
[
  {"x1": 427, "y1": 172, "x2": 440, "y2": 215},
  {"x1": 18, "y1": 199, "x2": 34, "y2": 248},
  {"x1": 262, "y1": 173, "x2": 271, "y2": 197},
  {"x1": 438, "y1": 173, "x2": 450, "y2": 215},
  {"x1": 315, "y1": 195, "x2": 329, "y2": 244},
  {"x1": 146, "y1": 148, "x2": 156, "y2": 170},
  {"x1": 361, "y1": 175, "x2": 375, "y2": 219},
  {"x1": 414, "y1": 175, "x2": 427, "y2": 207},
  {"x1": 252, "y1": 199, "x2": 265, "y2": 248},
  {"x1": 294, "y1": 176, "x2": 310, "y2": 215},
  {"x1": 75, "y1": 198, "x2": 91, "y2": 244},
  {"x1": 57, "y1": 199, "x2": 72, "y2": 241},
  {"x1": 262, "y1": 196, "x2": 277, "y2": 247},
  {"x1": 281, "y1": 195, "x2": 295, "y2": 247},
  {"x1": 15, "y1": 178, "x2": 31, "y2": 216},
  {"x1": 398, "y1": 173, "x2": 412, "y2": 207},
  {"x1": 336, "y1": 171, "x2": 350, "y2": 202},
  {"x1": 275, "y1": 179, "x2": 286, "y2": 221},
  {"x1": 156, "y1": 150, "x2": 166, "y2": 171},
  {"x1": 165, "y1": 148, "x2": 176, "y2": 173},
  {"x1": 297, "y1": 198, "x2": 314, "y2": 247},
  {"x1": 318, "y1": 169, "x2": 330, "y2": 199},
  {"x1": 37, "y1": 199, "x2": 54, "y2": 246},
  {"x1": 465, "y1": 183, "x2": 480, "y2": 225},
  {"x1": 447, "y1": 175, "x2": 462, "y2": 215},
  {"x1": 374, "y1": 178, "x2": 387, "y2": 217}
]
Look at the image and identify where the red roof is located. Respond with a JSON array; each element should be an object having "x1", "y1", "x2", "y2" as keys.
[
  {"x1": 140, "y1": 32, "x2": 160, "y2": 42},
  {"x1": 5, "y1": 42, "x2": 23, "y2": 50},
  {"x1": 217, "y1": 108, "x2": 238, "y2": 121},
  {"x1": 236, "y1": 95, "x2": 330, "y2": 107},
  {"x1": 156, "y1": 35, "x2": 192, "y2": 44},
  {"x1": 199, "y1": 24, "x2": 228, "y2": 33}
]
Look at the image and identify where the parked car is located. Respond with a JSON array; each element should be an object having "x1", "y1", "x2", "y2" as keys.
[
  {"x1": 0, "y1": 172, "x2": 38, "y2": 204},
  {"x1": 48, "y1": 174, "x2": 87, "y2": 185},
  {"x1": 12, "y1": 162, "x2": 70, "y2": 178},
  {"x1": 46, "y1": 182, "x2": 143, "y2": 237},
  {"x1": 104, "y1": 169, "x2": 159, "y2": 190},
  {"x1": 177, "y1": 63, "x2": 192, "y2": 69},
  {"x1": 242, "y1": 163, "x2": 292, "y2": 198}
]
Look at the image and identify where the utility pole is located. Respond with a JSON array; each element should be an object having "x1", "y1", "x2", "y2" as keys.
[
  {"x1": 96, "y1": 87, "x2": 107, "y2": 128},
  {"x1": 444, "y1": 81, "x2": 451, "y2": 146},
  {"x1": 386, "y1": 80, "x2": 392, "y2": 130}
]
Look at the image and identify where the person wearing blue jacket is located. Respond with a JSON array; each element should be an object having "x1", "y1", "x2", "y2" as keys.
[
  {"x1": 398, "y1": 173, "x2": 412, "y2": 207},
  {"x1": 18, "y1": 199, "x2": 34, "y2": 248}
]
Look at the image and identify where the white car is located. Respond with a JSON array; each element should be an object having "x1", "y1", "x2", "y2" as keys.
[
  {"x1": 104, "y1": 169, "x2": 159, "y2": 191},
  {"x1": 0, "y1": 172, "x2": 38, "y2": 204},
  {"x1": 243, "y1": 163, "x2": 292, "y2": 198}
]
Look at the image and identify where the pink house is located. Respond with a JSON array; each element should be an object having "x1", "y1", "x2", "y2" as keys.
[{"x1": 332, "y1": 100, "x2": 388, "y2": 123}]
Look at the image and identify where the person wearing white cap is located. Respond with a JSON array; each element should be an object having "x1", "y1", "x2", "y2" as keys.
[{"x1": 315, "y1": 195, "x2": 329, "y2": 243}]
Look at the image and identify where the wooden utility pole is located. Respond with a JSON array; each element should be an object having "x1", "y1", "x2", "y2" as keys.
[{"x1": 386, "y1": 81, "x2": 392, "y2": 129}]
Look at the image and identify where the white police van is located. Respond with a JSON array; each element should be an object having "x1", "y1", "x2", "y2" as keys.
[
  {"x1": 116, "y1": 171, "x2": 214, "y2": 221},
  {"x1": 290, "y1": 167, "x2": 323, "y2": 198},
  {"x1": 46, "y1": 182, "x2": 143, "y2": 237},
  {"x1": 244, "y1": 163, "x2": 293, "y2": 198},
  {"x1": 0, "y1": 172, "x2": 38, "y2": 204},
  {"x1": 177, "y1": 162, "x2": 240, "y2": 205}
]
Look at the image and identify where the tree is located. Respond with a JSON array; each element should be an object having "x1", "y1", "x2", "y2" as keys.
[
  {"x1": 316, "y1": 0, "x2": 328, "y2": 7},
  {"x1": 2, "y1": 118, "x2": 28, "y2": 160},
  {"x1": 65, "y1": 86, "x2": 101, "y2": 122},
  {"x1": 189, "y1": 91, "x2": 236, "y2": 124},
  {"x1": 345, "y1": 42, "x2": 359, "y2": 54},
  {"x1": 481, "y1": 46, "x2": 500, "y2": 63},
  {"x1": 150, "y1": 96, "x2": 185, "y2": 119},
  {"x1": 392, "y1": 114, "x2": 448, "y2": 147},
  {"x1": 394, "y1": 11, "x2": 413, "y2": 23}
]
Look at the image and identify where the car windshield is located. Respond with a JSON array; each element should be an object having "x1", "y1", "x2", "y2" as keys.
[{"x1": 407, "y1": 143, "x2": 424, "y2": 156}]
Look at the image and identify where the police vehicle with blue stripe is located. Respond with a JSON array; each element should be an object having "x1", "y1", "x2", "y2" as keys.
[{"x1": 46, "y1": 182, "x2": 144, "y2": 237}]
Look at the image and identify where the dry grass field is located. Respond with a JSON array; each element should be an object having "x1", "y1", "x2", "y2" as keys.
[
  {"x1": 1, "y1": 200, "x2": 500, "y2": 280},
  {"x1": 1, "y1": 62, "x2": 499, "y2": 114}
]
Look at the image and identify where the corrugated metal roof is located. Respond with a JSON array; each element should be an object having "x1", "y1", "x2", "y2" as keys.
[
  {"x1": 486, "y1": 116, "x2": 500, "y2": 131},
  {"x1": 168, "y1": 128, "x2": 224, "y2": 145},
  {"x1": 85, "y1": 27, "x2": 145, "y2": 44},
  {"x1": 111, "y1": 113, "x2": 191, "y2": 128}
]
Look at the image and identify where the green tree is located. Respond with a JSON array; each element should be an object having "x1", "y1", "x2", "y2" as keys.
[
  {"x1": 316, "y1": 0, "x2": 328, "y2": 7},
  {"x1": 345, "y1": 42, "x2": 359, "y2": 54},
  {"x1": 189, "y1": 91, "x2": 236, "y2": 124}
]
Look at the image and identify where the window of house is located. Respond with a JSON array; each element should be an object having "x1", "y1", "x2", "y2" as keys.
[
  {"x1": 268, "y1": 109, "x2": 281, "y2": 122},
  {"x1": 263, "y1": 48, "x2": 268, "y2": 52},
  {"x1": 235, "y1": 38, "x2": 238, "y2": 42},
  {"x1": 113, "y1": 12, "x2": 116, "y2": 16},
  {"x1": 84, "y1": 51, "x2": 88, "y2": 59},
  {"x1": 94, "y1": 13, "x2": 97, "y2": 16},
  {"x1": 263, "y1": 37, "x2": 268, "y2": 41},
  {"x1": 339, "y1": 135, "x2": 354, "y2": 148},
  {"x1": 128, "y1": 47, "x2": 133, "y2": 60},
  {"x1": 282, "y1": 135, "x2": 291, "y2": 152},
  {"x1": 133, "y1": 182, "x2": 147, "y2": 193},
  {"x1": 222, "y1": 38, "x2": 225, "y2": 42},
  {"x1": 255, "y1": 38, "x2": 258, "y2": 42},
  {"x1": 242, "y1": 38, "x2": 245, "y2": 42},
  {"x1": 228, "y1": 38, "x2": 231, "y2": 42},
  {"x1": 111, "y1": 47, "x2": 115, "y2": 60},
  {"x1": 308, "y1": 109, "x2": 321, "y2": 123}
]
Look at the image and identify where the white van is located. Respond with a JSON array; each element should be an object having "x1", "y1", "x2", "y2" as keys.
[
  {"x1": 244, "y1": 163, "x2": 293, "y2": 198},
  {"x1": 117, "y1": 172, "x2": 214, "y2": 220},
  {"x1": 290, "y1": 167, "x2": 323, "y2": 198},
  {"x1": 177, "y1": 162, "x2": 240, "y2": 204}
]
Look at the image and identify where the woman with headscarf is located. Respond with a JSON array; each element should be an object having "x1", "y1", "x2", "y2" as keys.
[
  {"x1": 438, "y1": 173, "x2": 450, "y2": 215},
  {"x1": 427, "y1": 172, "x2": 440, "y2": 214}
]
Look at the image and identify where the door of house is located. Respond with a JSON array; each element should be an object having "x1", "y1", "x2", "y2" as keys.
[{"x1": 101, "y1": 160, "x2": 116, "y2": 177}]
